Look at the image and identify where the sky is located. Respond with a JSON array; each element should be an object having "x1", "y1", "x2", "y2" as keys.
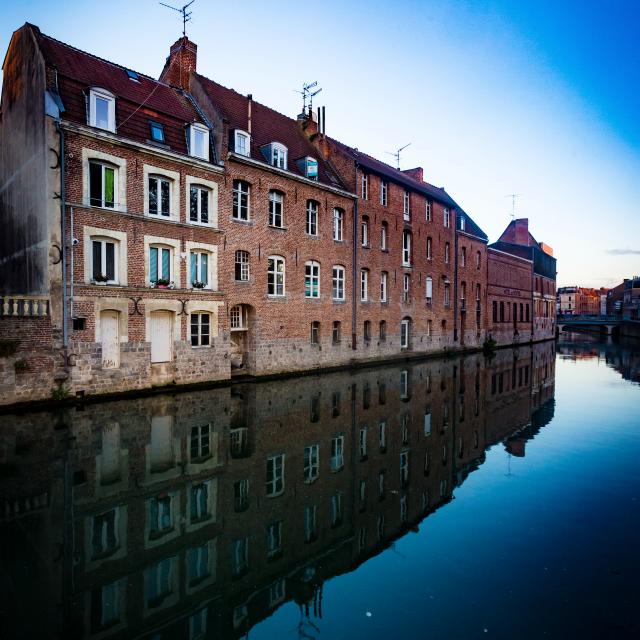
[{"x1": 1, "y1": 0, "x2": 638, "y2": 287}]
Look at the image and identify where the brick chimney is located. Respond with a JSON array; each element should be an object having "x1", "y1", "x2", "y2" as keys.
[
  {"x1": 159, "y1": 36, "x2": 197, "y2": 90},
  {"x1": 298, "y1": 107, "x2": 318, "y2": 136},
  {"x1": 402, "y1": 167, "x2": 424, "y2": 182},
  {"x1": 513, "y1": 218, "x2": 530, "y2": 246}
]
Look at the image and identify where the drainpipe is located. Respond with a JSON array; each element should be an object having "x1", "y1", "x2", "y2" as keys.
[
  {"x1": 453, "y1": 212, "x2": 458, "y2": 343},
  {"x1": 352, "y1": 162, "x2": 359, "y2": 350},
  {"x1": 56, "y1": 121, "x2": 69, "y2": 363},
  {"x1": 70, "y1": 207, "x2": 74, "y2": 322}
]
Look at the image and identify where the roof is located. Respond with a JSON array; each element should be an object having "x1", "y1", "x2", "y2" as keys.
[
  {"x1": 194, "y1": 73, "x2": 346, "y2": 190},
  {"x1": 29, "y1": 24, "x2": 204, "y2": 156}
]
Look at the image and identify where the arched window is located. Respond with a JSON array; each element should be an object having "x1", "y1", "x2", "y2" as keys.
[
  {"x1": 305, "y1": 261, "x2": 320, "y2": 298},
  {"x1": 361, "y1": 216, "x2": 369, "y2": 247},
  {"x1": 402, "y1": 231, "x2": 412, "y2": 266},
  {"x1": 269, "y1": 142, "x2": 288, "y2": 169},
  {"x1": 234, "y1": 129, "x2": 250, "y2": 156},
  {"x1": 333, "y1": 208, "x2": 344, "y2": 241},
  {"x1": 235, "y1": 250, "x2": 249, "y2": 282},
  {"x1": 426, "y1": 236, "x2": 432, "y2": 260},
  {"x1": 381, "y1": 221, "x2": 388, "y2": 250}
]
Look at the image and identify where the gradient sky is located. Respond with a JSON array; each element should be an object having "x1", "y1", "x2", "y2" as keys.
[{"x1": 1, "y1": 0, "x2": 638, "y2": 287}]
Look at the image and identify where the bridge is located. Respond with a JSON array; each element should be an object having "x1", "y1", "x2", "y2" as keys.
[{"x1": 557, "y1": 314, "x2": 625, "y2": 336}]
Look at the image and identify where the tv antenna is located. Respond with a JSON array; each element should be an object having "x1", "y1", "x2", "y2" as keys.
[
  {"x1": 160, "y1": 0, "x2": 195, "y2": 37},
  {"x1": 386, "y1": 142, "x2": 411, "y2": 170},
  {"x1": 506, "y1": 193, "x2": 521, "y2": 220},
  {"x1": 295, "y1": 81, "x2": 323, "y2": 113}
]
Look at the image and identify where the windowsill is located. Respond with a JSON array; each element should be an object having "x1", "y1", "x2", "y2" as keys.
[
  {"x1": 332, "y1": 299, "x2": 346, "y2": 304},
  {"x1": 267, "y1": 294, "x2": 288, "y2": 300},
  {"x1": 234, "y1": 279, "x2": 251, "y2": 285},
  {"x1": 191, "y1": 344, "x2": 212, "y2": 349},
  {"x1": 361, "y1": 244, "x2": 371, "y2": 250},
  {"x1": 146, "y1": 139, "x2": 171, "y2": 150},
  {"x1": 381, "y1": 248, "x2": 389, "y2": 253},
  {"x1": 188, "y1": 220, "x2": 216, "y2": 228},
  {"x1": 304, "y1": 296, "x2": 322, "y2": 302},
  {"x1": 231, "y1": 217, "x2": 253, "y2": 225},
  {"x1": 268, "y1": 225, "x2": 288, "y2": 231},
  {"x1": 402, "y1": 264, "x2": 412, "y2": 269},
  {"x1": 306, "y1": 233, "x2": 320, "y2": 239},
  {"x1": 332, "y1": 340, "x2": 341, "y2": 346},
  {"x1": 381, "y1": 300, "x2": 389, "y2": 305},
  {"x1": 333, "y1": 239, "x2": 345, "y2": 244},
  {"x1": 88, "y1": 203, "x2": 125, "y2": 213},
  {"x1": 190, "y1": 287, "x2": 213, "y2": 292},
  {"x1": 145, "y1": 212, "x2": 177, "y2": 222}
]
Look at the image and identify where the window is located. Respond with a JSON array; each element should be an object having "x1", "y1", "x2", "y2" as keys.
[
  {"x1": 92, "y1": 509, "x2": 119, "y2": 558},
  {"x1": 89, "y1": 161, "x2": 116, "y2": 208},
  {"x1": 461, "y1": 246, "x2": 466, "y2": 267},
  {"x1": 235, "y1": 250, "x2": 249, "y2": 282},
  {"x1": 402, "y1": 231, "x2": 411, "y2": 266},
  {"x1": 270, "y1": 143, "x2": 287, "y2": 169},
  {"x1": 89, "y1": 88, "x2": 115, "y2": 132},
  {"x1": 476, "y1": 251, "x2": 481, "y2": 269},
  {"x1": 266, "y1": 522, "x2": 282, "y2": 558},
  {"x1": 379, "y1": 320, "x2": 386, "y2": 341},
  {"x1": 305, "y1": 261, "x2": 320, "y2": 298},
  {"x1": 266, "y1": 454, "x2": 285, "y2": 497},
  {"x1": 190, "y1": 251, "x2": 209, "y2": 288},
  {"x1": 444, "y1": 282, "x2": 451, "y2": 307},
  {"x1": 424, "y1": 410, "x2": 432, "y2": 435},
  {"x1": 310, "y1": 321, "x2": 320, "y2": 344},
  {"x1": 500, "y1": 301, "x2": 505, "y2": 322},
  {"x1": 189, "y1": 124, "x2": 209, "y2": 160},
  {"x1": 149, "y1": 121, "x2": 165, "y2": 143},
  {"x1": 361, "y1": 216, "x2": 369, "y2": 247},
  {"x1": 380, "y1": 271, "x2": 388, "y2": 302},
  {"x1": 333, "y1": 208, "x2": 344, "y2": 241},
  {"x1": 332, "y1": 321, "x2": 341, "y2": 343},
  {"x1": 190, "y1": 425, "x2": 210, "y2": 460},
  {"x1": 361, "y1": 173, "x2": 369, "y2": 199},
  {"x1": 190, "y1": 313, "x2": 211, "y2": 346},
  {"x1": 232, "y1": 538, "x2": 249, "y2": 577},
  {"x1": 304, "y1": 505, "x2": 317, "y2": 542},
  {"x1": 426, "y1": 276, "x2": 433, "y2": 303},
  {"x1": 149, "y1": 245, "x2": 172, "y2": 284},
  {"x1": 304, "y1": 445, "x2": 319, "y2": 483},
  {"x1": 426, "y1": 199, "x2": 432, "y2": 222},
  {"x1": 234, "y1": 130, "x2": 250, "y2": 156},
  {"x1": 330, "y1": 436, "x2": 344, "y2": 471},
  {"x1": 332, "y1": 265, "x2": 345, "y2": 300},
  {"x1": 303, "y1": 156, "x2": 318, "y2": 179},
  {"x1": 149, "y1": 495, "x2": 173, "y2": 537},
  {"x1": 379, "y1": 421, "x2": 387, "y2": 451},
  {"x1": 443, "y1": 207, "x2": 450, "y2": 228},
  {"x1": 267, "y1": 256, "x2": 285, "y2": 296},
  {"x1": 381, "y1": 221, "x2": 388, "y2": 250},
  {"x1": 445, "y1": 242, "x2": 450, "y2": 264},
  {"x1": 400, "y1": 318, "x2": 410, "y2": 348},
  {"x1": 400, "y1": 451, "x2": 409, "y2": 487},
  {"x1": 232, "y1": 180, "x2": 250, "y2": 220},
  {"x1": 234, "y1": 479, "x2": 249, "y2": 512},
  {"x1": 268, "y1": 190, "x2": 284, "y2": 228},
  {"x1": 378, "y1": 472, "x2": 386, "y2": 500},
  {"x1": 492, "y1": 301, "x2": 498, "y2": 322},
  {"x1": 380, "y1": 180, "x2": 388, "y2": 206},
  {"x1": 189, "y1": 185, "x2": 210, "y2": 224},
  {"x1": 230, "y1": 305, "x2": 248, "y2": 329},
  {"x1": 364, "y1": 320, "x2": 371, "y2": 342},
  {"x1": 92, "y1": 238, "x2": 117, "y2": 283},
  {"x1": 148, "y1": 175, "x2": 171, "y2": 217},
  {"x1": 332, "y1": 391, "x2": 341, "y2": 416},
  {"x1": 331, "y1": 493, "x2": 343, "y2": 527},
  {"x1": 426, "y1": 236, "x2": 433, "y2": 260},
  {"x1": 360, "y1": 269, "x2": 369, "y2": 302},
  {"x1": 306, "y1": 200, "x2": 319, "y2": 235},
  {"x1": 187, "y1": 546, "x2": 210, "y2": 588},
  {"x1": 460, "y1": 282, "x2": 466, "y2": 310},
  {"x1": 190, "y1": 482, "x2": 211, "y2": 522},
  {"x1": 427, "y1": 319, "x2": 432, "y2": 336},
  {"x1": 460, "y1": 216, "x2": 466, "y2": 231},
  {"x1": 403, "y1": 191, "x2": 410, "y2": 220}
]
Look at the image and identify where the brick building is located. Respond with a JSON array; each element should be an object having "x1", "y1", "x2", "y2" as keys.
[
  {"x1": 0, "y1": 25, "x2": 555, "y2": 405},
  {"x1": 557, "y1": 286, "x2": 603, "y2": 315}
]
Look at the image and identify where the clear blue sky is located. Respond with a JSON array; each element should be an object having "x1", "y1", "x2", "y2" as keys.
[{"x1": 2, "y1": 0, "x2": 638, "y2": 287}]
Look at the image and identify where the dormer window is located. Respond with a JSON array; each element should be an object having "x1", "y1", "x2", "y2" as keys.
[
  {"x1": 89, "y1": 88, "x2": 115, "y2": 132},
  {"x1": 189, "y1": 124, "x2": 209, "y2": 161},
  {"x1": 149, "y1": 121, "x2": 165, "y2": 143},
  {"x1": 460, "y1": 216, "x2": 466, "y2": 231},
  {"x1": 297, "y1": 156, "x2": 318, "y2": 180},
  {"x1": 234, "y1": 130, "x2": 250, "y2": 156},
  {"x1": 262, "y1": 142, "x2": 288, "y2": 169}
]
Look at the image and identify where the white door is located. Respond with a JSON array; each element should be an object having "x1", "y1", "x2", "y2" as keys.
[
  {"x1": 101, "y1": 310, "x2": 120, "y2": 368},
  {"x1": 150, "y1": 311, "x2": 173, "y2": 363}
]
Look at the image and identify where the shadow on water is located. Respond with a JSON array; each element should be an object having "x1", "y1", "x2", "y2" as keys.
[{"x1": 0, "y1": 339, "x2": 582, "y2": 639}]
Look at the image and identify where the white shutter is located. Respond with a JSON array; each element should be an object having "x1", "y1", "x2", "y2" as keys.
[
  {"x1": 101, "y1": 310, "x2": 120, "y2": 368},
  {"x1": 150, "y1": 311, "x2": 172, "y2": 363}
]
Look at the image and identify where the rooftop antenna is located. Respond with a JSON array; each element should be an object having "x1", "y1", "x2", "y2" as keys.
[
  {"x1": 506, "y1": 193, "x2": 520, "y2": 220},
  {"x1": 295, "y1": 81, "x2": 323, "y2": 114},
  {"x1": 160, "y1": 0, "x2": 195, "y2": 37},
  {"x1": 386, "y1": 142, "x2": 411, "y2": 170}
]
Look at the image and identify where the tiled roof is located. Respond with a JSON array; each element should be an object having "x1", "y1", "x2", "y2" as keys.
[
  {"x1": 30, "y1": 25, "x2": 203, "y2": 156},
  {"x1": 456, "y1": 208, "x2": 489, "y2": 241},
  {"x1": 194, "y1": 73, "x2": 347, "y2": 190}
]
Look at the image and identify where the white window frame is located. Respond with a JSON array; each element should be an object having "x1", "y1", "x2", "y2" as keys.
[
  {"x1": 234, "y1": 130, "x2": 250, "y2": 156},
  {"x1": 306, "y1": 200, "x2": 319, "y2": 236},
  {"x1": 402, "y1": 231, "x2": 411, "y2": 266},
  {"x1": 361, "y1": 217, "x2": 369, "y2": 247},
  {"x1": 266, "y1": 454, "x2": 285, "y2": 497},
  {"x1": 189, "y1": 184, "x2": 212, "y2": 225},
  {"x1": 403, "y1": 274, "x2": 410, "y2": 303},
  {"x1": 270, "y1": 142, "x2": 288, "y2": 169},
  {"x1": 426, "y1": 276, "x2": 433, "y2": 303},
  {"x1": 381, "y1": 222, "x2": 388, "y2": 250},
  {"x1": 426, "y1": 236, "x2": 433, "y2": 260},
  {"x1": 400, "y1": 319, "x2": 410, "y2": 348},
  {"x1": 189, "y1": 123, "x2": 210, "y2": 161},
  {"x1": 268, "y1": 190, "x2": 284, "y2": 228},
  {"x1": 330, "y1": 435, "x2": 344, "y2": 472},
  {"x1": 89, "y1": 161, "x2": 118, "y2": 209},
  {"x1": 305, "y1": 261, "x2": 320, "y2": 299},
  {"x1": 91, "y1": 237, "x2": 119, "y2": 285},
  {"x1": 333, "y1": 208, "x2": 344, "y2": 241},
  {"x1": 403, "y1": 191, "x2": 410, "y2": 220},
  {"x1": 148, "y1": 174, "x2": 173, "y2": 218},
  {"x1": 460, "y1": 216, "x2": 465, "y2": 231},
  {"x1": 305, "y1": 157, "x2": 318, "y2": 179},
  {"x1": 380, "y1": 271, "x2": 388, "y2": 302},
  {"x1": 89, "y1": 88, "x2": 116, "y2": 132},
  {"x1": 444, "y1": 207, "x2": 450, "y2": 228},
  {"x1": 445, "y1": 242, "x2": 450, "y2": 264},
  {"x1": 332, "y1": 265, "x2": 345, "y2": 301},
  {"x1": 361, "y1": 173, "x2": 369, "y2": 200},
  {"x1": 426, "y1": 199, "x2": 432, "y2": 222},
  {"x1": 149, "y1": 244, "x2": 174, "y2": 284},
  {"x1": 360, "y1": 269, "x2": 369, "y2": 302},
  {"x1": 380, "y1": 180, "x2": 388, "y2": 206},
  {"x1": 235, "y1": 250, "x2": 250, "y2": 282},
  {"x1": 190, "y1": 312, "x2": 211, "y2": 347},
  {"x1": 233, "y1": 180, "x2": 250, "y2": 221},
  {"x1": 304, "y1": 445, "x2": 320, "y2": 483},
  {"x1": 267, "y1": 256, "x2": 286, "y2": 297}
]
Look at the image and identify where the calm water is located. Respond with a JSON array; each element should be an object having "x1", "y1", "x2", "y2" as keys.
[{"x1": 1, "y1": 335, "x2": 639, "y2": 639}]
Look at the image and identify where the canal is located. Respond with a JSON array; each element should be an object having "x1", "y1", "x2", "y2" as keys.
[{"x1": 0, "y1": 336, "x2": 638, "y2": 639}]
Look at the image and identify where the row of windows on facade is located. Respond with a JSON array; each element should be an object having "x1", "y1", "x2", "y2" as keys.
[
  {"x1": 491, "y1": 301, "x2": 532, "y2": 323},
  {"x1": 88, "y1": 88, "x2": 210, "y2": 159}
]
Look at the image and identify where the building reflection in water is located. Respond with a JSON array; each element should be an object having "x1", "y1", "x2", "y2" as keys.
[{"x1": 0, "y1": 342, "x2": 556, "y2": 640}]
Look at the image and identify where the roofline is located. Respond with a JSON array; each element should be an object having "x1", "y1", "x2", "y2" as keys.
[
  {"x1": 60, "y1": 120, "x2": 225, "y2": 173},
  {"x1": 228, "y1": 152, "x2": 356, "y2": 199},
  {"x1": 487, "y1": 246, "x2": 533, "y2": 264},
  {"x1": 457, "y1": 229, "x2": 488, "y2": 244}
]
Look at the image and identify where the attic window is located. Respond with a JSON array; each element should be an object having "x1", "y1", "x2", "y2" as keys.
[
  {"x1": 189, "y1": 124, "x2": 210, "y2": 161},
  {"x1": 125, "y1": 69, "x2": 139, "y2": 81},
  {"x1": 149, "y1": 121, "x2": 165, "y2": 143},
  {"x1": 89, "y1": 88, "x2": 115, "y2": 133},
  {"x1": 460, "y1": 216, "x2": 465, "y2": 231},
  {"x1": 234, "y1": 130, "x2": 250, "y2": 156},
  {"x1": 264, "y1": 143, "x2": 288, "y2": 170},
  {"x1": 304, "y1": 157, "x2": 318, "y2": 180}
]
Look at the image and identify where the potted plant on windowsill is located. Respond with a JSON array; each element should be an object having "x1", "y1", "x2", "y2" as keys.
[
  {"x1": 91, "y1": 274, "x2": 109, "y2": 285},
  {"x1": 155, "y1": 278, "x2": 171, "y2": 289},
  {"x1": 192, "y1": 281, "x2": 206, "y2": 290}
]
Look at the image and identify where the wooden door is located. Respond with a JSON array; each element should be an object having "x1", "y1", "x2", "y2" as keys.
[
  {"x1": 101, "y1": 310, "x2": 120, "y2": 368},
  {"x1": 150, "y1": 311, "x2": 173, "y2": 363}
]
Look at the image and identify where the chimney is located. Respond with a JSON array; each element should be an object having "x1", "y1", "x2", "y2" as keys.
[
  {"x1": 402, "y1": 167, "x2": 424, "y2": 182},
  {"x1": 298, "y1": 106, "x2": 318, "y2": 136},
  {"x1": 159, "y1": 36, "x2": 197, "y2": 90},
  {"x1": 513, "y1": 218, "x2": 530, "y2": 246}
]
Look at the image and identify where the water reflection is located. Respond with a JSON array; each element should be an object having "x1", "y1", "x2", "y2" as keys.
[{"x1": 0, "y1": 342, "x2": 556, "y2": 639}]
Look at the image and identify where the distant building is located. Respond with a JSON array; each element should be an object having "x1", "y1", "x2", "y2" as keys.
[{"x1": 557, "y1": 286, "x2": 603, "y2": 315}]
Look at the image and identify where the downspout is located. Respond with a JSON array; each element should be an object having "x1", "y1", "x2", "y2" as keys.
[
  {"x1": 56, "y1": 121, "x2": 69, "y2": 364},
  {"x1": 352, "y1": 162, "x2": 359, "y2": 350},
  {"x1": 70, "y1": 206, "x2": 74, "y2": 322},
  {"x1": 453, "y1": 212, "x2": 458, "y2": 343}
]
